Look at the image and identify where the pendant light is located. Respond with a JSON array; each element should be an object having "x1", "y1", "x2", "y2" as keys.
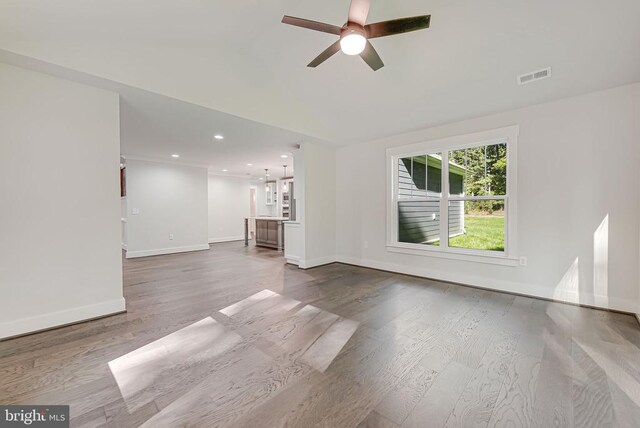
[
  {"x1": 282, "y1": 165, "x2": 288, "y2": 192},
  {"x1": 264, "y1": 169, "x2": 269, "y2": 191}
]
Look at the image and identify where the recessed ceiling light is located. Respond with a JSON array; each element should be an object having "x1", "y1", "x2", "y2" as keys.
[
  {"x1": 171, "y1": 154, "x2": 180, "y2": 158},
  {"x1": 281, "y1": 154, "x2": 288, "y2": 158},
  {"x1": 259, "y1": 177, "x2": 263, "y2": 180},
  {"x1": 222, "y1": 169, "x2": 228, "y2": 172},
  {"x1": 247, "y1": 163, "x2": 253, "y2": 166},
  {"x1": 214, "y1": 134, "x2": 224, "y2": 140}
]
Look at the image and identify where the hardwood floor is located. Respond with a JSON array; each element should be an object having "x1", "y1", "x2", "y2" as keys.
[{"x1": 1, "y1": 242, "x2": 640, "y2": 427}]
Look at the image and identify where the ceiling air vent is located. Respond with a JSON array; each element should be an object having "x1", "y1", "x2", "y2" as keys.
[{"x1": 517, "y1": 67, "x2": 552, "y2": 85}]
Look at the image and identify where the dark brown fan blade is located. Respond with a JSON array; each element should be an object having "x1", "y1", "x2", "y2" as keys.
[
  {"x1": 348, "y1": 0, "x2": 371, "y2": 26},
  {"x1": 359, "y1": 40, "x2": 384, "y2": 71},
  {"x1": 282, "y1": 16, "x2": 342, "y2": 35},
  {"x1": 365, "y1": 15, "x2": 431, "y2": 39},
  {"x1": 307, "y1": 40, "x2": 342, "y2": 68}
]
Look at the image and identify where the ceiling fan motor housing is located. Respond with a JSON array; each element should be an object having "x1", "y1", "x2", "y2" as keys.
[{"x1": 341, "y1": 23, "x2": 367, "y2": 40}]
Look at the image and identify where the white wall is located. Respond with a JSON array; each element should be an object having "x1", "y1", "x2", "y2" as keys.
[
  {"x1": 208, "y1": 174, "x2": 250, "y2": 243},
  {"x1": 125, "y1": 159, "x2": 209, "y2": 258},
  {"x1": 0, "y1": 63, "x2": 124, "y2": 338},
  {"x1": 336, "y1": 83, "x2": 640, "y2": 313},
  {"x1": 301, "y1": 142, "x2": 337, "y2": 267}
]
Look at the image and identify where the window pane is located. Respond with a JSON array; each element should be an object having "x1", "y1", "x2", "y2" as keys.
[
  {"x1": 426, "y1": 153, "x2": 442, "y2": 194},
  {"x1": 412, "y1": 155, "x2": 427, "y2": 197},
  {"x1": 448, "y1": 163, "x2": 464, "y2": 196},
  {"x1": 486, "y1": 143, "x2": 507, "y2": 196},
  {"x1": 448, "y1": 200, "x2": 505, "y2": 251},
  {"x1": 398, "y1": 200, "x2": 440, "y2": 245},
  {"x1": 448, "y1": 143, "x2": 507, "y2": 197},
  {"x1": 398, "y1": 157, "x2": 414, "y2": 198},
  {"x1": 398, "y1": 154, "x2": 442, "y2": 198},
  {"x1": 449, "y1": 147, "x2": 481, "y2": 196}
]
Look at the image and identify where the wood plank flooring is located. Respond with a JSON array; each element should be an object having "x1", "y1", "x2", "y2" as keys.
[{"x1": 1, "y1": 242, "x2": 640, "y2": 427}]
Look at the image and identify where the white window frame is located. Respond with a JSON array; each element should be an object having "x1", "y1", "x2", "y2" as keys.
[{"x1": 386, "y1": 125, "x2": 519, "y2": 266}]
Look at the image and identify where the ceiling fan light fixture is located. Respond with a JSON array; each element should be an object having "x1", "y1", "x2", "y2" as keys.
[
  {"x1": 282, "y1": 1, "x2": 431, "y2": 70},
  {"x1": 340, "y1": 28, "x2": 366, "y2": 55}
]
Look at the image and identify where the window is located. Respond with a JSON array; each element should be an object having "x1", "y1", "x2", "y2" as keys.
[{"x1": 387, "y1": 126, "x2": 518, "y2": 264}]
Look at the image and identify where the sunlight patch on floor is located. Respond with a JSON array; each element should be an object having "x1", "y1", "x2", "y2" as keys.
[
  {"x1": 219, "y1": 289, "x2": 359, "y2": 373},
  {"x1": 108, "y1": 289, "x2": 359, "y2": 421},
  {"x1": 219, "y1": 289, "x2": 277, "y2": 316},
  {"x1": 108, "y1": 317, "x2": 242, "y2": 413}
]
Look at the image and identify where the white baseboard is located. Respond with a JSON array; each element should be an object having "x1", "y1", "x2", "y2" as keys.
[
  {"x1": 208, "y1": 235, "x2": 245, "y2": 244},
  {"x1": 299, "y1": 256, "x2": 337, "y2": 269},
  {"x1": 285, "y1": 256, "x2": 300, "y2": 266},
  {"x1": 126, "y1": 244, "x2": 210, "y2": 259},
  {"x1": 336, "y1": 255, "x2": 639, "y2": 314},
  {"x1": 0, "y1": 297, "x2": 126, "y2": 340}
]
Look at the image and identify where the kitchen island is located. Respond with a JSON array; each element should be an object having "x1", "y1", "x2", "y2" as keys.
[{"x1": 244, "y1": 217, "x2": 287, "y2": 250}]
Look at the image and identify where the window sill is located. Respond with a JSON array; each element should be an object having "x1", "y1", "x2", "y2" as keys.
[{"x1": 386, "y1": 244, "x2": 519, "y2": 267}]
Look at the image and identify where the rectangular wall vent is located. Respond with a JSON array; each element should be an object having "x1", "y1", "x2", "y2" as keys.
[{"x1": 517, "y1": 67, "x2": 552, "y2": 85}]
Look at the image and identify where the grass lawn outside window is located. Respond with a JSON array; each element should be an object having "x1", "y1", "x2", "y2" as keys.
[
  {"x1": 449, "y1": 215, "x2": 505, "y2": 251},
  {"x1": 432, "y1": 214, "x2": 505, "y2": 251}
]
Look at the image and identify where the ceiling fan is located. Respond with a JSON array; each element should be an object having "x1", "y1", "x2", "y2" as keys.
[{"x1": 281, "y1": 0, "x2": 431, "y2": 71}]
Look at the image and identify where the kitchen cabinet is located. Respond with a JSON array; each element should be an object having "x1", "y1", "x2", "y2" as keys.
[{"x1": 244, "y1": 217, "x2": 285, "y2": 250}]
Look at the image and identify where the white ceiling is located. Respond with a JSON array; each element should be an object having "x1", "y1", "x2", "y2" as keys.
[
  {"x1": 118, "y1": 89, "x2": 305, "y2": 179},
  {"x1": 0, "y1": 0, "x2": 639, "y2": 146},
  {"x1": 0, "y1": 50, "x2": 314, "y2": 179}
]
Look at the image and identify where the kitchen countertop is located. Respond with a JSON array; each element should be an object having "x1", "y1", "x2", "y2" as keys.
[{"x1": 246, "y1": 216, "x2": 289, "y2": 221}]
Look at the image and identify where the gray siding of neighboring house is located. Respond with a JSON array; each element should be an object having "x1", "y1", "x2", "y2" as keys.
[
  {"x1": 398, "y1": 158, "x2": 464, "y2": 244},
  {"x1": 448, "y1": 201, "x2": 464, "y2": 238}
]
